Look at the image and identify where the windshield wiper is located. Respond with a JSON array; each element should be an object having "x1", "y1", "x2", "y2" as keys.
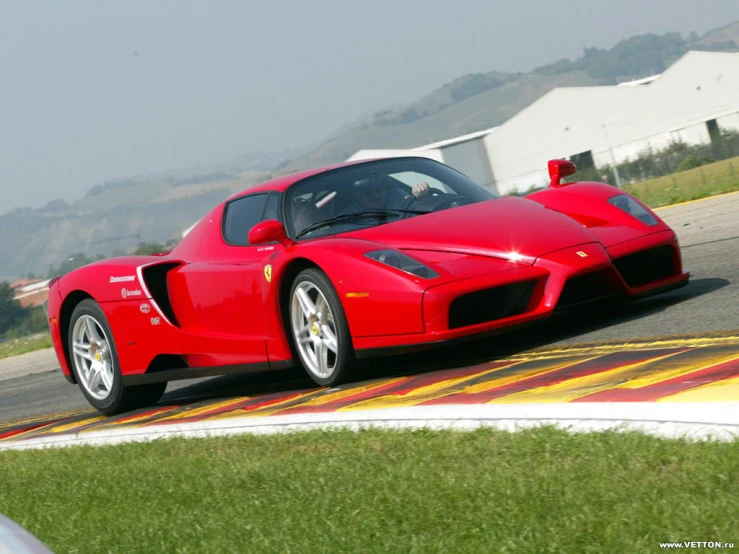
[{"x1": 295, "y1": 209, "x2": 426, "y2": 239}]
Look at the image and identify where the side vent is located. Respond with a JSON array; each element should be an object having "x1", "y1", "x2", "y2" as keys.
[
  {"x1": 146, "y1": 354, "x2": 187, "y2": 373},
  {"x1": 141, "y1": 262, "x2": 183, "y2": 326}
]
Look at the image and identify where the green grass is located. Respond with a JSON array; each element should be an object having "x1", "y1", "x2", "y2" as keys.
[
  {"x1": 625, "y1": 155, "x2": 739, "y2": 208},
  {"x1": 0, "y1": 427, "x2": 736, "y2": 553},
  {"x1": 0, "y1": 334, "x2": 52, "y2": 360}
]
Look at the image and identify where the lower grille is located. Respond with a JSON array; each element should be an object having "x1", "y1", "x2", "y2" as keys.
[
  {"x1": 448, "y1": 280, "x2": 537, "y2": 329},
  {"x1": 614, "y1": 245, "x2": 676, "y2": 288},
  {"x1": 556, "y1": 269, "x2": 620, "y2": 310}
]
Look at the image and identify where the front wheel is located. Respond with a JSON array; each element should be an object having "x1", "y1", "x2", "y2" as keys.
[
  {"x1": 288, "y1": 269, "x2": 355, "y2": 386},
  {"x1": 68, "y1": 299, "x2": 167, "y2": 415}
]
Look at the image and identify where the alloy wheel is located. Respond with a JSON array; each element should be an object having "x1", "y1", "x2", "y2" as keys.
[
  {"x1": 71, "y1": 315, "x2": 115, "y2": 400},
  {"x1": 290, "y1": 281, "x2": 339, "y2": 379}
]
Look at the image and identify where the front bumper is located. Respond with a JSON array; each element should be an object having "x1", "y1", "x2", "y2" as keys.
[{"x1": 354, "y1": 231, "x2": 689, "y2": 356}]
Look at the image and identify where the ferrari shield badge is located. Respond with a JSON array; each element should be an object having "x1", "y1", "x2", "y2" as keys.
[
  {"x1": 576, "y1": 251, "x2": 588, "y2": 258},
  {"x1": 264, "y1": 264, "x2": 272, "y2": 283}
]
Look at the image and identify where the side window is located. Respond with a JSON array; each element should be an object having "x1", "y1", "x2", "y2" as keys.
[
  {"x1": 261, "y1": 193, "x2": 282, "y2": 222},
  {"x1": 223, "y1": 194, "x2": 268, "y2": 246}
]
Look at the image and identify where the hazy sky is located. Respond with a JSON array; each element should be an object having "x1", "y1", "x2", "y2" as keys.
[{"x1": 1, "y1": 0, "x2": 738, "y2": 213}]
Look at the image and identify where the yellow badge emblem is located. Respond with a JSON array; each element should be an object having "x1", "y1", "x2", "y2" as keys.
[
  {"x1": 94, "y1": 352, "x2": 102, "y2": 361},
  {"x1": 576, "y1": 251, "x2": 588, "y2": 258},
  {"x1": 264, "y1": 264, "x2": 272, "y2": 283}
]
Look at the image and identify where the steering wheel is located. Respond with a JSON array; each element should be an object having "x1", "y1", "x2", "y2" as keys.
[
  {"x1": 403, "y1": 190, "x2": 441, "y2": 210},
  {"x1": 424, "y1": 195, "x2": 474, "y2": 211},
  {"x1": 404, "y1": 192, "x2": 474, "y2": 212}
]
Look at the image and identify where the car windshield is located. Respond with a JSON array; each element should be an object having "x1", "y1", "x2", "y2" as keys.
[{"x1": 284, "y1": 157, "x2": 499, "y2": 239}]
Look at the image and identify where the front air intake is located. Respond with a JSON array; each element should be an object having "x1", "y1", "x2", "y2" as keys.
[
  {"x1": 556, "y1": 269, "x2": 621, "y2": 310},
  {"x1": 613, "y1": 246, "x2": 676, "y2": 288},
  {"x1": 448, "y1": 280, "x2": 536, "y2": 329}
]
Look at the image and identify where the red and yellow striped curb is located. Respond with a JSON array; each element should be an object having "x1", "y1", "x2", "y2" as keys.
[{"x1": 2, "y1": 333, "x2": 738, "y2": 444}]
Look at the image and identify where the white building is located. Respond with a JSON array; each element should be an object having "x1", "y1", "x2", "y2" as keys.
[
  {"x1": 349, "y1": 51, "x2": 739, "y2": 195},
  {"x1": 347, "y1": 127, "x2": 498, "y2": 189}
]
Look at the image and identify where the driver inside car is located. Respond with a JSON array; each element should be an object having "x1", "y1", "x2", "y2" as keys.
[{"x1": 345, "y1": 175, "x2": 432, "y2": 212}]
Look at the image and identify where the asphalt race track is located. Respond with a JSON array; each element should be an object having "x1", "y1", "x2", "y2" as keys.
[{"x1": 1, "y1": 192, "x2": 738, "y2": 430}]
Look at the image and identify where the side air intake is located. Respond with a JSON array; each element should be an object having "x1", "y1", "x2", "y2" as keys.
[{"x1": 141, "y1": 262, "x2": 182, "y2": 326}]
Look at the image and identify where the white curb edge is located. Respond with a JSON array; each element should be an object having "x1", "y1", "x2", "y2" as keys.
[{"x1": 1, "y1": 403, "x2": 737, "y2": 450}]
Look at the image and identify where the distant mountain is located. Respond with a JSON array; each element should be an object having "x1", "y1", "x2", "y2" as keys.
[{"x1": 1, "y1": 21, "x2": 737, "y2": 281}]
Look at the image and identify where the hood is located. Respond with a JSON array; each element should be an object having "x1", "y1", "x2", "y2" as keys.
[{"x1": 343, "y1": 197, "x2": 598, "y2": 264}]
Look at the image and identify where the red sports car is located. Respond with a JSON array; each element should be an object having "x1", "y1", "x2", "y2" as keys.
[{"x1": 47, "y1": 157, "x2": 689, "y2": 414}]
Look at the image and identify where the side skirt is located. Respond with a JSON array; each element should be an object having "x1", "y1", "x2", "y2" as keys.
[{"x1": 122, "y1": 359, "x2": 294, "y2": 386}]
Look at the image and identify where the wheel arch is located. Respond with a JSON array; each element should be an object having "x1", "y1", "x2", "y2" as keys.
[
  {"x1": 277, "y1": 258, "x2": 323, "y2": 333},
  {"x1": 59, "y1": 290, "x2": 95, "y2": 384}
]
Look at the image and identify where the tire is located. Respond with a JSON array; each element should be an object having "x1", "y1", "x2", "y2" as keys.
[
  {"x1": 67, "y1": 299, "x2": 167, "y2": 415},
  {"x1": 288, "y1": 268, "x2": 356, "y2": 386}
]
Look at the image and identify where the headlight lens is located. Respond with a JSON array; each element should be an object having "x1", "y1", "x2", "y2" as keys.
[
  {"x1": 608, "y1": 195, "x2": 658, "y2": 226},
  {"x1": 365, "y1": 250, "x2": 439, "y2": 279}
]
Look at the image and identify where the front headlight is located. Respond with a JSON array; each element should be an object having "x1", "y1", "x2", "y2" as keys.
[
  {"x1": 365, "y1": 250, "x2": 439, "y2": 279},
  {"x1": 608, "y1": 195, "x2": 659, "y2": 226}
]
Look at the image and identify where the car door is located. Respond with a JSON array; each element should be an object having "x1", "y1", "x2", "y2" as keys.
[{"x1": 171, "y1": 193, "x2": 282, "y2": 365}]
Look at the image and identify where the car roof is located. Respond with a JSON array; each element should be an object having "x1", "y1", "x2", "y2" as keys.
[{"x1": 226, "y1": 158, "x2": 383, "y2": 200}]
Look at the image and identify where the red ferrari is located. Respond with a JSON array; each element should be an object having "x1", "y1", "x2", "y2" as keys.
[{"x1": 47, "y1": 157, "x2": 689, "y2": 414}]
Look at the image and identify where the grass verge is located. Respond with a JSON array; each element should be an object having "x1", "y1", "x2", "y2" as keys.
[
  {"x1": 0, "y1": 334, "x2": 52, "y2": 360},
  {"x1": 624, "y1": 155, "x2": 739, "y2": 208},
  {"x1": 0, "y1": 427, "x2": 737, "y2": 553}
]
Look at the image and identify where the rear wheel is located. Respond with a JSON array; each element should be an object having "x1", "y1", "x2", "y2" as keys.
[
  {"x1": 288, "y1": 269, "x2": 355, "y2": 386},
  {"x1": 68, "y1": 299, "x2": 167, "y2": 415}
]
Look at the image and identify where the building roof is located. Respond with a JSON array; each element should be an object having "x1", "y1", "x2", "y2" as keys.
[
  {"x1": 14, "y1": 288, "x2": 49, "y2": 309},
  {"x1": 346, "y1": 149, "x2": 444, "y2": 163},
  {"x1": 413, "y1": 127, "x2": 499, "y2": 150},
  {"x1": 10, "y1": 278, "x2": 45, "y2": 291},
  {"x1": 616, "y1": 74, "x2": 661, "y2": 87}
]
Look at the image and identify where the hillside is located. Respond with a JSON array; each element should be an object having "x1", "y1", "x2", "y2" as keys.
[
  {"x1": 697, "y1": 20, "x2": 739, "y2": 46},
  {"x1": 278, "y1": 29, "x2": 738, "y2": 173},
  {"x1": 0, "y1": 155, "x2": 283, "y2": 280},
  {"x1": 282, "y1": 70, "x2": 602, "y2": 170},
  {"x1": 1, "y1": 22, "x2": 738, "y2": 281}
]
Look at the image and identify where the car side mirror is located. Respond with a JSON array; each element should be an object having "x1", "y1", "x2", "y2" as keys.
[
  {"x1": 548, "y1": 159, "x2": 577, "y2": 187},
  {"x1": 248, "y1": 220, "x2": 294, "y2": 247}
]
